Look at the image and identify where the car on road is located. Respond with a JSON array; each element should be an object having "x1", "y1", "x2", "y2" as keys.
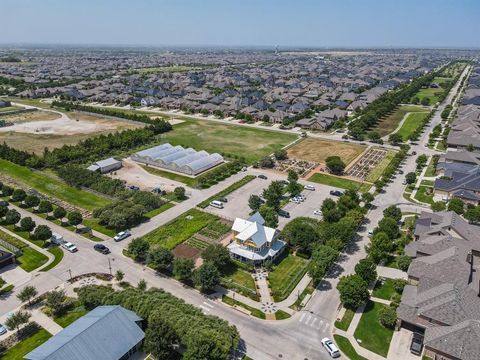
[
  {"x1": 412, "y1": 151, "x2": 417, "y2": 155},
  {"x1": 258, "y1": 174, "x2": 268, "y2": 180},
  {"x1": 114, "y1": 230, "x2": 131, "y2": 242},
  {"x1": 321, "y1": 338, "x2": 340, "y2": 358},
  {"x1": 0, "y1": 323, "x2": 6, "y2": 335},
  {"x1": 313, "y1": 210, "x2": 322, "y2": 216},
  {"x1": 329, "y1": 190, "x2": 343, "y2": 197},
  {"x1": 218, "y1": 197, "x2": 228, "y2": 203},
  {"x1": 62, "y1": 242, "x2": 78, "y2": 253},
  {"x1": 278, "y1": 209, "x2": 290, "y2": 218},
  {"x1": 368, "y1": 230, "x2": 373, "y2": 237},
  {"x1": 93, "y1": 244, "x2": 110, "y2": 254},
  {"x1": 304, "y1": 184, "x2": 315, "y2": 191}
]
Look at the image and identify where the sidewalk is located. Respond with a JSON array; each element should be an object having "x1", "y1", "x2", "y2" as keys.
[
  {"x1": 377, "y1": 266, "x2": 408, "y2": 280},
  {"x1": 31, "y1": 308, "x2": 63, "y2": 335}
]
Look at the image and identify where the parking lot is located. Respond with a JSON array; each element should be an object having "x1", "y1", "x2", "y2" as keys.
[{"x1": 206, "y1": 170, "x2": 343, "y2": 228}]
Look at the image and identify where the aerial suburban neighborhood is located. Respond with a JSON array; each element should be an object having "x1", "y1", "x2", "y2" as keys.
[{"x1": 0, "y1": 1, "x2": 479, "y2": 360}]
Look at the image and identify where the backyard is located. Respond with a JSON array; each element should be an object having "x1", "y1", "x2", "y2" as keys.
[
  {"x1": 0, "y1": 159, "x2": 111, "y2": 211},
  {"x1": 268, "y1": 253, "x2": 309, "y2": 302},
  {"x1": 162, "y1": 119, "x2": 297, "y2": 164},
  {"x1": 0, "y1": 328, "x2": 52, "y2": 360},
  {"x1": 353, "y1": 301, "x2": 394, "y2": 357},
  {"x1": 287, "y1": 138, "x2": 366, "y2": 165},
  {"x1": 375, "y1": 105, "x2": 429, "y2": 137}
]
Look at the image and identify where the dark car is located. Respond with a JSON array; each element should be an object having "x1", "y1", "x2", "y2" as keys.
[
  {"x1": 329, "y1": 190, "x2": 343, "y2": 197},
  {"x1": 218, "y1": 197, "x2": 228, "y2": 203},
  {"x1": 258, "y1": 174, "x2": 268, "y2": 180},
  {"x1": 94, "y1": 244, "x2": 110, "y2": 254},
  {"x1": 278, "y1": 209, "x2": 290, "y2": 218},
  {"x1": 412, "y1": 151, "x2": 417, "y2": 155},
  {"x1": 410, "y1": 332, "x2": 424, "y2": 355}
]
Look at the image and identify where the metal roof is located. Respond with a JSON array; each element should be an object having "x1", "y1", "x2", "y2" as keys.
[{"x1": 25, "y1": 306, "x2": 144, "y2": 360}]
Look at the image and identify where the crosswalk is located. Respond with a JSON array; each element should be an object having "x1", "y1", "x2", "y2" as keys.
[
  {"x1": 199, "y1": 299, "x2": 216, "y2": 314},
  {"x1": 298, "y1": 312, "x2": 330, "y2": 332}
]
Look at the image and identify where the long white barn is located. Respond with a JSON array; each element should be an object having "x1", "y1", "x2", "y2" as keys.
[{"x1": 131, "y1": 143, "x2": 224, "y2": 176}]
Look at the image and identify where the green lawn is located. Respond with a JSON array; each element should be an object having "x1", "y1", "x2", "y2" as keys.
[
  {"x1": 0, "y1": 159, "x2": 111, "y2": 211},
  {"x1": 414, "y1": 185, "x2": 434, "y2": 205},
  {"x1": 333, "y1": 335, "x2": 368, "y2": 360},
  {"x1": 198, "y1": 175, "x2": 256, "y2": 208},
  {"x1": 335, "y1": 308, "x2": 355, "y2": 331},
  {"x1": 221, "y1": 261, "x2": 258, "y2": 300},
  {"x1": 375, "y1": 105, "x2": 429, "y2": 137},
  {"x1": 141, "y1": 208, "x2": 220, "y2": 249},
  {"x1": 425, "y1": 157, "x2": 437, "y2": 177},
  {"x1": 0, "y1": 328, "x2": 52, "y2": 360},
  {"x1": 372, "y1": 278, "x2": 396, "y2": 300},
  {"x1": 354, "y1": 301, "x2": 394, "y2": 357},
  {"x1": 144, "y1": 202, "x2": 175, "y2": 218},
  {"x1": 162, "y1": 119, "x2": 297, "y2": 164},
  {"x1": 268, "y1": 254, "x2": 309, "y2": 302},
  {"x1": 275, "y1": 310, "x2": 291, "y2": 320},
  {"x1": 222, "y1": 295, "x2": 265, "y2": 319},
  {"x1": 411, "y1": 88, "x2": 444, "y2": 105},
  {"x1": 141, "y1": 165, "x2": 197, "y2": 187},
  {"x1": 83, "y1": 219, "x2": 117, "y2": 237},
  {"x1": 40, "y1": 247, "x2": 64, "y2": 272},
  {"x1": 308, "y1": 172, "x2": 365, "y2": 191},
  {"x1": 0, "y1": 105, "x2": 23, "y2": 112},
  {"x1": 54, "y1": 305, "x2": 87, "y2": 328},
  {"x1": 395, "y1": 112, "x2": 430, "y2": 141}
]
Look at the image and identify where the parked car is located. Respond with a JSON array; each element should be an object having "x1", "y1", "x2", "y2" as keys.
[
  {"x1": 210, "y1": 200, "x2": 224, "y2": 209},
  {"x1": 297, "y1": 194, "x2": 306, "y2": 201},
  {"x1": 410, "y1": 332, "x2": 424, "y2": 355},
  {"x1": 218, "y1": 197, "x2": 228, "y2": 203},
  {"x1": 0, "y1": 323, "x2": 6, "y2": 335},
  {"x1": 258, "y1": 174, "x2": 268, "y2": 180},
  {"x1": 289, "y1": 198, "x2": 300, "y2": 204},
  {"x1": 313, "y1": 210, "x2": 322, "y2": 216},
  {"x1": 281, "y1": 179, "x2": 290, "y2": 185},
  {"x1": 329, "y1": 190, "x2": 343, "y2": 197},
  {"x1": 113, "y1": 230, "x2": 131, "y2": 242},
  {"x1": 94, "y1": 244, "x2": 110, "y2": 254},
  {"x1": 412, "y1": 151, "x2": 417, "y2": 155},
  {"x1": 50, "y1": 233, "x2": 64, "y2": 245},
  {"x1": 304, "y1": 184, "x2": 315, "y2": 191},
  {"x1": 62, "y1": 242, "x2": 78, "y2": 253},
  {"x1": 368, "y1": 230, "x2": 374, "y2": 237},
  {"x1": 127, "y1": 185, "x2": 140, "y2": 191},
  {"x1": 278, "y1": 209, "x2": 290, "y2": 218},
  {"x1": 321, "y1": 338, "x2": 340, "y2": 358}
]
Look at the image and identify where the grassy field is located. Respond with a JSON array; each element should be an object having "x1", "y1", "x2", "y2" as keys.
[
  {"x1": 333, "y1": 335, "x2": 368, "y2": 360},
  {"x1": 54, "y1": 303, "x2": 87, "y2": 328},
  {"x1": 411, "y1": 87, "x2": 444, "y2": 105},
  {"x1": 414, "y1": 185, "x2": 434, "y2": 205},
  {"x1": 269, "y1": 254, "x2": 309, "y2": 302},
  {"x1": 375, "y1": 105, "x2": 428, "y2": 137},
  {"x1": 198, "y1": 175, "x2": 255, "y2": 208},
  {"x1": 0, "y1": 105, "x2": 23, "y2": 112},
  {"x1": 144, "y1": 202, "x2": 175, "y2": 218},
  {"x1": 141, "y1": 165, "x2": 197, "y2": 187},
  {"x1": 162, "y1": 119, "x2": 297, "y2": 164},
  {"x1": 222, "y1": 295, "x2": 266, "y2": 319},
  {"x1": 288, "y1": 138, "x2": 366, "y2": 165},
  {"x1": 308, "y1": 172, "x2": 366, "y2": 191},
  {"x1": 141, "y1": 208, "x2": 220, "y2": 249},
  {"x1": 40, "y1": 247, "x2": 64, "y2": 272},
  {"x1": 0, "y1": 328, "x2": 52, "y2": 360},
  {"x1": 221, "y1": 262, "x2": 257, "y2": 299},
  {"x1": 0, "y1": 159, "x2": 111, "y2": 211},
  {"x1": 425, "y1": 157, "x2": 437, "y2": 177},
  {"x1": 372, "y1": 278, "x2": 396, "y2": 300},
  {"x1": 354, "y1": 301, "x2": 394, "y2": 357},
  {"x1": 395, "y1": 112, "x2": 430, "y2": 141},
  {"x1": 335, "y1": 308, "x2": 355, "y2": 331}
]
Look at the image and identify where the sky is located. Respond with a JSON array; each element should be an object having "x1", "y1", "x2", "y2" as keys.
[{"x1": 1, "y1": 0, "x2": 479, "y2": 48}]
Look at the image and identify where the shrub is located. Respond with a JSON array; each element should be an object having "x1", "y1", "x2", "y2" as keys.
[{"x1": 378, "y1": 306, "x2": 398, "y2": 328}]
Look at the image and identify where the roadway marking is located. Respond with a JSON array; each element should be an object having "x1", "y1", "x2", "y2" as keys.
[
  {"x1": 317, "y1": 320, "x2": 324, "y2": 329},
  {"x1": 311, "y1": 318, "x2": 317, "y2": 327},
  {"x1": 299, "y1": 313, "x2": 306, "y2": 323},
  {"x1": 203, "y1": 301, "x2": 214, "y2": 308},
  {"x1": 199, "y1": 305, "x2": 211, "y2": 313},
  {"x1": 305, "y1": 315, "x2": 312, "y2": 325}
]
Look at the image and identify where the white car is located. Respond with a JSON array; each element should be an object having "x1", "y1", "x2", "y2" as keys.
[
  {"x1": 368, "y1": 229, "x2": 374, "y2": 237},
  {"x1": 321, "y1": 338, "x2": 340, "y2": 358},
  {"x1": 114, "y1": 230, "x2": 131, "y2": 242},
  {"x1": 304, "y1": 184, "x2": 315, "y2": 191},
  {"x1": 289, "y1": 198, "x2": 301, "y2": 204},
  {"x1": 62, "y1": 242, "x2": 78, "y2": 253},
  {"x1": 313, "y1": 210, "x2": 322, "y2": 216}
]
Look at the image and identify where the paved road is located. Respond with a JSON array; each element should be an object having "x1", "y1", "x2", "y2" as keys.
[{"x1": 0, "y1": 66, "x2": 470, "y2": 359}]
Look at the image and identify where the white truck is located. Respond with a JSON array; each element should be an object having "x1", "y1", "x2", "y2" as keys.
[{"x1": 50, "y1": 233, "x2": 65, "y2": 245}]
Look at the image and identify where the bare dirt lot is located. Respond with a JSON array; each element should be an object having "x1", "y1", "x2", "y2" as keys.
[
  {"x1": 287, "y1": 138, "x2": 366, "y2": 165},
  {"x1": 2, "y1": 110, "x2": 61, "y2": 123},
  {"x1": 172, "y1": 243, "x2": 202, "y2": 260}
]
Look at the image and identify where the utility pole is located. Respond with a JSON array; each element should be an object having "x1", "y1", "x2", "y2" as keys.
[
  {"x1": 67, "y1": 269, "x2": 72, "y2": 282},
  {"x1": 108, "y1": 258, "x2": 113, "y2": 275}
]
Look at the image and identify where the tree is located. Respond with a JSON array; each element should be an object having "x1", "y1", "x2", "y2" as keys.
[
  {"x1": 17, "y1": 285, "x2": 38, "y2": 306},
  {"x1": 388, "y1": 133, "x2": 403, "y2": 145},
  {"x1": 416, "y1": 154, "x2": 428, "y2": 169},
  {"x1": 33, "y1": 225, "x2": 52, "y2": 240},
  {"x1": 201, "y1": 244, "x2": 230, "y2": 269},
  {"x1": 173, "y1": 186, "x2": 186, "y2": 200},
  {"x1": 378, "y1": 306, "x2": 397, "y2": 328},
  {"x1": 405, "y1": 172, "x2": 417, "y2": 184},
  {"x1": 194, "y1": 262, "x2": 220, "y2": 292},
  {"x1": 0, "y1": 204, "x2": 7, "y2": 218},
  {"x1": 259, "y1": 156, "x2": 275, "y2": 168},
  {"x1": 173, "y1": 258, "x2": 195, "y2": 282},
  {"x1": 281, "y1": 217, "x2": 320, "y2": 255},
  {"x1": 368, "y1": 131, "x2": 381, "y2": 143},
  {"x1": 309, "y1": 245, "x2": 339, "y2": 284},
  {"x1": 127, "y1": 237, "x2": 150, "y2": 261},
  {"x1": 1, "y1": 185, "x2": 13, "y2": 197},
  {"x1": 325, "y1": 156, "x2": 345, "y2": 175},
  {"x1": 361, "y1": 192, "x2": 374, "y2": 207},
  {"x1": 24, "y1": 195, "x2": 40, "y2": 208},
  {"x1": 354, "y1": 258, "x2": 377, "y2": 284},
  {"x1": 148, "y1": 246, "x2": 174, "y2": 272},
  {"x1": 465, "y1": 206, "x2": 480, "y2": 224},
  {"x1": 5, "y1": 310, "x2": 31, "y2": 333},
  {"x1": 19, "y1": 217, "x2": 36, "y2": 232},
  {"x1": 67, "y1": 211, "x2": 83, "y2": 229},
  {"x1": 367, "y1": 232, "x2": 394, "y2": 263},
  {"x1": 45, "y1": 289, "x2": 68, "y2": 316},
  {"x1": 248, "y1": 194, "x2": 263, "y2": 213},
  {"x1": 144, "y1": 311, "x2": 179, "y2": 360},
  {"x1": 274, "y1": 149, "x2": 288, "y2": 160},
  {"x1": 421, "y1": 97, "x2": 430, "y2": 106},
  {"x1": 448, "y1": 198, "x2": 465, "y2": 215},
  {"x1": 397, "y1": 255, "x2": 412, "y2": 271},
  {"x1": 259, "y1": 205, "x2": 278, "y2": 228},
  {"x1": 11, "y1": 189, "x2": 26, "y2": 203},
  {"x1": 431, "y1": 201, "x2": 446, "y2": 212},
  {"x1": 115, "y1": 270, "x2": 125, "y2": 281},
  {"x1": 4, "y1": 209, "x2": 20, "y2": 225},
  {"x1": 137, "y1": 279, "x2": 147, "y2": 291},
  {"x1": 383, "y1": 205, "x2": 402, "y2": 222},
  {"x1": 53, "y1": 206, "x2": 67, "y2": 219},
  {"x1": 376, "y1": 217, "x2": 400, "y2": 240},
  {"x1": 38, "y1": 200, "x2": 53, "y2": 214},
  {"x1": 262, "y1": 181, "x2": 284, "y2": 210},
  {"x1": 337, "y1": 274, "x2": 370, "y2": 310}
]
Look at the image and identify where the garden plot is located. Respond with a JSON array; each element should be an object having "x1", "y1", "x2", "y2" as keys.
[
  {"x1": 346, "y1": 147, "x2": 388, "y2": 181},
  {"x1": 273, "y1": 158, "x2": 318, "y2": 177}
]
